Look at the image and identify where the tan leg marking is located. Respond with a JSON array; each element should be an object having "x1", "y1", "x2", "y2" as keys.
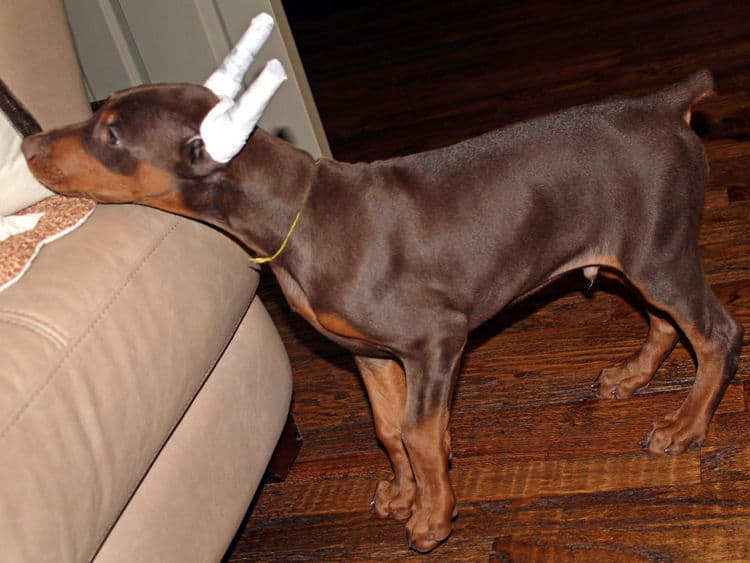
[
  {"x1": 596, "y1": 312, "x2": 678, "y2": 399},
  {"x1": 645, "y1": 321, "x2": 740, "y2": 455},
  {"x1": 402, "y1": 409, "x2": 455, "y2": 552},
  {"x1": 355, "y1": 357, "x2": 416, "y2": 521}
]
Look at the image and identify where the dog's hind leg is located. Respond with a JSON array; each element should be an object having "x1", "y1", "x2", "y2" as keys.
[
  {"x1": 598, "y1": 138, "x2": 741, "y2": 454},
  {"x1": 595, "y1": 310, "x2": 679, "y2": 399},
  {"x1": 355, "y1": 356, "x2": 416, "y2": 521},
  {"x1": 628, "y1": 258, "x2": 743, "y2": 455}
]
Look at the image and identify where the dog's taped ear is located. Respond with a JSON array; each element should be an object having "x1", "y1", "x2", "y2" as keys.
[{"x1": 200, "y1": 13, "x2": 287, "y2": 164}]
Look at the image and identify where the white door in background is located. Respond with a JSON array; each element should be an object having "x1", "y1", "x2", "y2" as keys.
[{"x1": 63, "y1": 0, "x2": 330, "y2": 158}]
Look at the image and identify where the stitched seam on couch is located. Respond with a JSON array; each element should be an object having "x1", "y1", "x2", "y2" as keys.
[
  {"x1": 89, "y1": 287, "x2": 254, "y2": 561},
  {"x1": 0, "y1": 310, "x2": 66, "y2": 348},
  {"x1": 0, "y1": 217, "x2": 181, "y2": 443}
]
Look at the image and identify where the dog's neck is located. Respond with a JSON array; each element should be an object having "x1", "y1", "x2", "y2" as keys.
[{"x1": 180, "y1": 129, "x2": 319, "y2": 261}]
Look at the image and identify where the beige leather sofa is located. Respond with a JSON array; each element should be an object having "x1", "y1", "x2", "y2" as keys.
[{"x1": 0, "y1": 1, "x2": 293, "y2": 561}]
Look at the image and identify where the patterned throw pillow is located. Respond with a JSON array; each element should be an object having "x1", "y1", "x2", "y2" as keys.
[{"x1": 0, "y1": 79, "x2": 94, "y2": 292}]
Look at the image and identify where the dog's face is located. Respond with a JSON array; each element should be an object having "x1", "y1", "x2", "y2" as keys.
[{"x1": 23, "y1": 84, "x2": 223, "y2": 208}]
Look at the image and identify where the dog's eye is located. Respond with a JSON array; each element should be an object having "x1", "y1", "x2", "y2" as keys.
[
  {"x1": 107, "y1": 125, "x2": 121, "y2": 146},
  {"x1": 189, "y1": 137, "x2": 204, "y2": 164}
]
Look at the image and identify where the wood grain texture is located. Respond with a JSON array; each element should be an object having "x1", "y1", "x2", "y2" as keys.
[{"x1": 224, "y1": 0, "x2": 750, "y2": 560}]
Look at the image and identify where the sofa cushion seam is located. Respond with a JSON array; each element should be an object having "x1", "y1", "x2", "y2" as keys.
[{"x1": 0, "y1": 217, "x2": 181, "y2": 444}]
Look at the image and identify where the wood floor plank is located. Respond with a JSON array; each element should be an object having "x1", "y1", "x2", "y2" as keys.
[
  {"x1": 701, "y1": 445, "x2": 750, "y2": 482},
  {"x1": 252, "y1": 452, "x2": 702, "y2": 524},
  {"x1": 486, "y1": 481, "x2": 750, "y2": 562},
  {"x1": 239, "y1": 483, "x2": 750, "y2": 561}
]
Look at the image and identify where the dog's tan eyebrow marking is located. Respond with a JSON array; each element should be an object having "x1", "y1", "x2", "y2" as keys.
[{"x1": 100, "y1": 109, "x2": 119, "y2": 126}]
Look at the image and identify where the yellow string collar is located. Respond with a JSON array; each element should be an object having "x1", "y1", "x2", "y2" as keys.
[
  {"x1": 249, "y1": 158, "x2": 320, "y2": 265},
  {"x1": 249, "y1": 210, "x2": 302, "y2": 264}
]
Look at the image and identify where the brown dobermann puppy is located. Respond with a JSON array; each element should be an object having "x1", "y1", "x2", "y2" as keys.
[{"x1": 22, "y1": 69, "x2": 743, "y2": 552}]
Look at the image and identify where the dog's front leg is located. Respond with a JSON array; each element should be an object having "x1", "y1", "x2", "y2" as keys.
[
  {"x1": 399, "y1": 327, "x2": 466, "y2": 553},
  {"x1": 355, "y1": 356, "x2": 416, "y2": 521}
]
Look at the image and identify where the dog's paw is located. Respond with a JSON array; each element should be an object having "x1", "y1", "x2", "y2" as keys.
[
  {"x1": 594, "y1": 363, "x2": 650, "y2": 400},
  {"x1": 405, "y1": 506, "x2": 455, "y2": 553},
  {"x1": 641, "y1": 414, "x2": 707, "y2": 455},
  {"x1": 371, "y1": 478, "x2": 415, "y2": 521}
]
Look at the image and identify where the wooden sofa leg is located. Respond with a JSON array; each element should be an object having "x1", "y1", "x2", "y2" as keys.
[{"x1": 266, "y1": 414, "x2": 302, "y2": 483}]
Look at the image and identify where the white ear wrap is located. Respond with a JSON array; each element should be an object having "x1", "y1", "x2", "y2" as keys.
[
  {"x1": 200, "y1": 59, "x2": 288, "y2": 163},
  {"x1": 203, "y1": 12, "x2": 274, "y2": 99}
]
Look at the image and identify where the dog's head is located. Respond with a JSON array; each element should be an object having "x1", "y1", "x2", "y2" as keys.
[
  {"x1": 23, "y1": 84, "x2": 222, "y2": 207},
  {"x1": 22, "y1": 12, "x2": 285, "y2": 214}
]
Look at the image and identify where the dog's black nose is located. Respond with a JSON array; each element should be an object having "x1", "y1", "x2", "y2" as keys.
[{"x1": 21, "y1": 135, "x2": 42, "y2": 161}]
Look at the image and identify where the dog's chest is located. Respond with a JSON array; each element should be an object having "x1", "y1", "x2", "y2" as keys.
[{"x1": 271, "y1": 265, "x2": 387, "y2": 356}]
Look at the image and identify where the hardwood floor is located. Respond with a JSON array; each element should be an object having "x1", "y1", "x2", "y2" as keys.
[{"x1": 224, "y1": 1, "x2": 750, "y2": 560}]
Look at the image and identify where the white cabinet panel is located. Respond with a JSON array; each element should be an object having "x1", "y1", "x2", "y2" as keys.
[
  {"x1": 64, "y1": 0, "x2": 148, "y2": 96},
  {"x1": 64, "y1": 0, "x2": 329, "y2": 157},
  {"x1": 116, "y1": 0, "x2": 219, "y2": 85}
]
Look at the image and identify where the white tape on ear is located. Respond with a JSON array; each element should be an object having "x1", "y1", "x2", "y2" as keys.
[
  {"x1": 199, "y1": 97, "x2": 236, "y2": 163},
  {"x1": 204, "y1": 12, "x2": 275, "y2": 99},
  {"x1": 200, "y1": 59, "x2": 287, "y2": 163},
  {"x1": 230, "y1": 59, "x2": 287, "y2": 129}
]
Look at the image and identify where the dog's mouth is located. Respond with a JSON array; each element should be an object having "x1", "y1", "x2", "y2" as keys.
[
  {"x1": 25, "y1": 156, "x2": 79, "y2": 197},
  {"x1": 22, "y1": 134, "x2": 96, "y2": 199}
]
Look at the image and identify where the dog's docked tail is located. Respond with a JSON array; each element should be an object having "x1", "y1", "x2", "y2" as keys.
[{"x1": 647, "y1": 69, "x2": 715, "y2": 124}]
